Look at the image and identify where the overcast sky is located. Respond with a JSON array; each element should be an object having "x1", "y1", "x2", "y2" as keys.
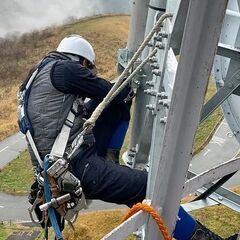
[{"x1": 0, "y1": 0, "x2": 130, "y2": 37}]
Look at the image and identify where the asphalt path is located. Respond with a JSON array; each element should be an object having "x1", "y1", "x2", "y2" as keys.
[
  {"x1": 0, "y1": 191, "x2": 125, "y2": 222},
  {"x1": 0, "y1": 132, "x2": 27, "y2": 169},
  {"x1": 191, "y1": 119, "x2": 240, "y2": 188}
]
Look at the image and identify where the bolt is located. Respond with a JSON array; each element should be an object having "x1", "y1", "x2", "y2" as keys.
[
  {"x1": 144, "y1": 89, "x2": 157, "y2": 96},
  {"x1": 138, "y1": 74, "x2": 147, "y2": 80},
  {"x1": 144, "y1": 89, "x2": 151, "y2": 95},
  {"x1": 146, "y1": 104, "x2": 155, "y2": 111},
  {"x1": 128, "y1": 153, "x2": 135, "y2": 158},
  {"x1": 147, "y1": 42, "x2": 154, "y2": 47},
  {"x1": 217, "y1": 80, "x2": 224, "y2": 87},
  {"x1": 150, "y1": 63, "x2": 159, "y2": 70},
  {"x1": 160, "y1": 117, "x2": 167, "y2": 123},
  {"x1": 143, "y1": 199, "x2": 152, "y2": 205},
  {"x1": 159, "y1": 32, "x2": 168, "y2": 38},
  {"x1": 127, "y1": 161, "x2": 133, "y2": 165},
  {"x1": 158, "y1": 92, "x2": 168, "y2": 99},
  {"x1": 154, "y1": 36, "x2": 162, "y2": 41},
  {"x1": 129, "y1": 148, "x2": 137, "y2": 153},
  {"x1": 133, "y1": 230, "x2": 143, "y2": 238},
  {"x1": 159, "y1": 99, "x2": 170, "y2": 108},
  {"x1": 149, "y1": 57, "x2": 158, "y2": 63},
  {"x1": 218, "y1": 196, "x2": 223, "y2": 201},
  {"x1": 146, "y1": 81, "x2": 155, "y2": 87},
  {"x1": 152, "y1": 69, "x2": 162, "y2": 76},
  {"x1": 133, "y1": 80, "x2": 140, "y2": 86},
  {"x1": 156, "y1": 43, "x2": 165, "y2": 49}
]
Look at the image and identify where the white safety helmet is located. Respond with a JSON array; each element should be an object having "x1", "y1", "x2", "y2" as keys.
[{"x1": 57, "y1": 35, "x2": 96, "y2": 65}]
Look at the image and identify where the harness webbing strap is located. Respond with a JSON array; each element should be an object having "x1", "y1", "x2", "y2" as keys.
[
  {"x1": 20, "y1": 57, "x2": 53, "y2": 167},
  {"x1": 26, "y1": 68, "x2": 39, "y2": 89},
  {"x1": 26, "y1": 131, "x2": 44, "y2": 168},
  {"x1": 50, "y1": 100, "x2": 79, "y2": 158},
  {"x1": 23, "y1": 68, "x2": 43, "y2": 168},
  {"x1": 43, "y1": 156, "x2": 63, "y2": 240}
]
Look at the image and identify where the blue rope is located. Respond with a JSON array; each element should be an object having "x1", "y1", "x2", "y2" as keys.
[{"x1": 44, "y1": 156, "x2": 63, "y2": 240}]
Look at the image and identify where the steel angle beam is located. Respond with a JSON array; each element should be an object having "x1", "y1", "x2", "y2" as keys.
[
  {"x1": 183, "y1": 157, "x2": 240, "y2": 196},
  {"x1": 200, "y1": 69, "x2": 240, "y2": 123},
  {"x1": 146, "y1": 23, "x2": 174, "y2": 196},
  {"x1": 101, "y1": 211, "x2": 148, "y2": 240},
  {"x1": 169, "y1": 0, "x2": 190, "y2": 55},
  {"x1": 182, "y1": 199, "x2": 218, "y2": 212},
  {"x1": 226, "y1": 9, "x2": 240, "y2": 18},
  {"x1": 217, "y1": 43, "x2": 240, "y2": 62},
  {"x1": 187, "y1": 171, "x2": 240, "y2": 213},
  {"x1": 195, "y1": 186, "x2": 240, "y2": 213},
  {"x1": 213, "y1": 0, "x2": 240, "y2": 143},
  {"x1": 193, "y1": 172, "x2": 237, "y2": 201}
]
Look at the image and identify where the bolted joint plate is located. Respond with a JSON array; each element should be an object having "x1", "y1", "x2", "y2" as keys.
[{"x1": 152, "y1": 69, "x2": 162, "y2": 76}]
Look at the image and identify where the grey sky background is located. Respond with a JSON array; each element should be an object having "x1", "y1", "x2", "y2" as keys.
[{"x1": 0, "y1": 0, "x2": 130, "y2": 37}]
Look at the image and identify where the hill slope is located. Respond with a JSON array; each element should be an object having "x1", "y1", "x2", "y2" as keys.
[{"x1": 0, "y1": 15, "x2": 129, "y2": 140}]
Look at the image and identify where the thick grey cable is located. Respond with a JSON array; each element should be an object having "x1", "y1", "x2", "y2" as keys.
[{"x1": 84, "y1": 13, "x2": 173, "y2": 129}]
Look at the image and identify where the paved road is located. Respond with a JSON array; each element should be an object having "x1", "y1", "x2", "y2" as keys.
[
  {"x1": 191, "y1": 120, "x2": 240, "y2": 188},
  {"x1": 0, "y1": 132, "x2": 27, "y2": 169}
]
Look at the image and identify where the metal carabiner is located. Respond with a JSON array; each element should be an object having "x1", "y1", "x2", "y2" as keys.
[{"x1": 28, "y1": 190, "x2": 45, "y2": 224}]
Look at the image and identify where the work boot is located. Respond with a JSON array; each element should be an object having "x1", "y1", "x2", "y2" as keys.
[
  {"x1": 105, "y1": 149, "x2": 120, "y2": 164},
  {"x1": 191, "y1": 221, "x2": 223, "y2": 240}
]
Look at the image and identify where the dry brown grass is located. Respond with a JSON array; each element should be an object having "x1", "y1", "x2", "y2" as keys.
[
  {"x1": 0, "y1": 15, "x2": 129, "y2": 141},
  {"x1": 0, "y1": 85, "x2": 19, "y2": 140},
  {"x1": 63, "y1": 210, "x2": 135, "y2": 240}
]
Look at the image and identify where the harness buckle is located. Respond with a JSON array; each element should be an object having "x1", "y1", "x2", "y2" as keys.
[{"x1": 47, "y1": 158, "x2": 69, "y2": 178}]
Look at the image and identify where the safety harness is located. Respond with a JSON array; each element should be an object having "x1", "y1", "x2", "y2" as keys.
[{"x1": 18, "y1": 55, "x2": 87, "y2": 239}]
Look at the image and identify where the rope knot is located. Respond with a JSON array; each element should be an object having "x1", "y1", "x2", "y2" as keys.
[{"x1": 122, "y1": 203, "x2": 172, "y2": 240}]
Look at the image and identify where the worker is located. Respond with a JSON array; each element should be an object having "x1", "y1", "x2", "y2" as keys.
[{"x1": 22, "y1": 35, "x2": 237, "y2": 240}]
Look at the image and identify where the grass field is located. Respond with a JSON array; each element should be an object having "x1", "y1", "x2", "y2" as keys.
[
  {"x1": 0, "y1": 224, "x2": 8, "y2": 240},
  {"x1": 0, "y1": 151, "x2": 33, "y2": 194},
  {"x1": 193, "y1": 79, "x2": 222, "y2": 153}
]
